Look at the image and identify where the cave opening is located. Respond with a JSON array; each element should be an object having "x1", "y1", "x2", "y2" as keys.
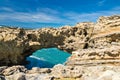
[{"x1": 25, "y1": 48, "x2": 71, "y2": 69}]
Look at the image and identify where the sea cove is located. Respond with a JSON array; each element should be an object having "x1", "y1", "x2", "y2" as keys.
[
  {"x1": 0, "y1": 13, "x2": 120, "y2": 80},
  {"x1": 26, "y1": 48, "x2": 71, "y2": 69}
]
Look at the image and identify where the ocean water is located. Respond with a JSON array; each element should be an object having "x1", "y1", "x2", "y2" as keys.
[{"x1": 25, "y1": 48, "x2": 71, "y2": 69}]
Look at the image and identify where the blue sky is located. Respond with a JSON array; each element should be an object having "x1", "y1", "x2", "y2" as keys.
[{"x1": 0, "y1": 0, "x2": 120, "y2": 28}]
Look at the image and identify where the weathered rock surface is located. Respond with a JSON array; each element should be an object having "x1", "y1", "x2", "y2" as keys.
[
  {"x1": 0, "y1": 15, "x2": 120, "y2": 80},
  {"x1": 64, "y1": 15, "x2": 120, "y2": 80},
  {"x1": 0, "y1": 22, "x2": 93, "y2": 66},
  {"x1": 66, "y1": 46, "x2": 120, "y2": 66},
  {"x1": 1, "y1": 65, "x2": 120, "y2": 80},
  {"x1": 2, "y1": 66, "x2": 27, "y2": 76}
]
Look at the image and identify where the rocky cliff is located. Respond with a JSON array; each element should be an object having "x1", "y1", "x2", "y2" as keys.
[
  {"x1": 0, "y1": 21, "x2": 94, "y2": 66},
  {"x1": 66, "y1": 15, "x2": 120, "y2": 66},
  {"x1": 0, "y1": 15, "x2": 120, "y2": 80}
]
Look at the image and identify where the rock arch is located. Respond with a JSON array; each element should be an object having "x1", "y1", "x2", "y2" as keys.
[
  {"x1": 0, "y1": 24, "x2": 93, "y2": 66},
  {"x1": 0, "y1": 15, "x2": 120, "y2": 66}
]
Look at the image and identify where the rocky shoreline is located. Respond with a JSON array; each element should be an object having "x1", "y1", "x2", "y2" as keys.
[{"x1": 0, "y1": 15, "x2": 120, "y2": 80}]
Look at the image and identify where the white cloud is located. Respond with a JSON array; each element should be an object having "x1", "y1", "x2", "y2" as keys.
[
  {"x1": 0, "y1": 7, "x2": 14, "y2": 12},
  {"x1": 0, "y1": 6, "x2": 120, "y2": 25},
  {"x1": 36, "y1": 8, "x2": 59, "y2": 14},
  {"x1": 64, "y1": 8, "x2": 120, "y2": 23},
  {"x1": 0, "y1": 7, "x2": 72, "y2": 24},
  {"x1": 0, "y1": 11, "x2": 70, "y2": 24}
]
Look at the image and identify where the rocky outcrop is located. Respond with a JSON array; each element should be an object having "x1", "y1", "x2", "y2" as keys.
[
  {"x1": 65, "y1": 15, "x2": 120, "y2": 65},
  {"x1": 64, "y1": 15, "x2": 120, "y2": 79},
  {"x1": 0, "y1": 22, "x2": 93, "y2": 66},
  {"x1": 1, "y1": 65, "x2": 120, "y2": 80},
  {"x1": 0, "y1": 15, "x2": 120, "y2": 80},
  {"x1": 0, "y1": 15, "x2": 120, "y2": 66},
  {"x1": 66, "y1": 46, "x2": 120, "y2": 66}
]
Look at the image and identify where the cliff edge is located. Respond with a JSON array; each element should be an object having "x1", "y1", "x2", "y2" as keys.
[
  {"x1": 0, "y1": 15, "x2": 119, "y2": 66},
  {"x1": 0, "y1": 15, "x2": 120, "y2": 80},
  {"x1": 0, "y1": 15, "x2": 120, "y2": 66}
]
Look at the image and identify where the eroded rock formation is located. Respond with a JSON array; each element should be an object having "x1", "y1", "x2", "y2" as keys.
[
  {"x1": 64, "y1": 15, "x2": 120, "y2": 80},
  {"x1": 66, "y1": 15, "x2": 120, "y2": 66},
  {"x1": 0, "y1": 22, "x2": 93, "y2": 66},
  {"x1": 0, "y1": 15, "x2": 120, "y2": 80}
]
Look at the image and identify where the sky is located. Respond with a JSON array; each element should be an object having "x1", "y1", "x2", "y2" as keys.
[{"x1": 0, "y1": 0, "x2": 120, "y2": 28}]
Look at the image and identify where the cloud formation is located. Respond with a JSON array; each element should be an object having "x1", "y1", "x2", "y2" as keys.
[
  {"x1": 0, "y1": 9, "x2": 65, "y2": 23},
  {"x1": 0, "y1": 6, "x2": 120, "y2": 25},
  {"x1": 65, "y1": 8, "x2": 120, "y2": 23},
  {"x1": 0, "y1": 7, "x2": 14, "y2": 12}
]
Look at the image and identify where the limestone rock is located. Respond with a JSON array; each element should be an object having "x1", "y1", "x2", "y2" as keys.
[
  {"x1": 66, "y1": 46, "x2": 120, "y2": 66},
  {"x1": 28, "y1": 67, "x2": 51, "y2": 74},
  {"x1": 51, "y1": 64, "x2": 82, "y2": 78},
  {"x1": 2, "y1": 66, "x2": 27, "y2": 76},
  {"x1": 0, "y1": 66, "x2": 8, "y2": 75},
  {"x1": 0, "y1": 15, "x2": 120, "y2": 80},
  {"x1": 5, "y1": 72, "x2": 26, "y2": 80},
  {"x1": 0, "y1": 21, "x2": 93, "y2": 65}
]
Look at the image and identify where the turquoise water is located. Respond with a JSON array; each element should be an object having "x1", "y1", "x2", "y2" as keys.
[{"x1": 25, "y1": 48, "x2": 71, "y2": 69}]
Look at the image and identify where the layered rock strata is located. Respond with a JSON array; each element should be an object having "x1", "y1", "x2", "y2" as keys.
[
  {"x1": 1, "y1": 65, "x2": 120, "y2": 80},
  {"x1": 0, "y1": 15, "x2": 120, "y2": 80},
  {"x1": 0, "y1": 22, "x2": 94, "y2": 65},
  {"x1": 66, "y1": 46, "x2": 120, "y2": 66}
]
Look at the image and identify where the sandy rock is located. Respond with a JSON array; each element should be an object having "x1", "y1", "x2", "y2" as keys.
[
  {"x1": 0, "y1": 22, "x2": 91, "y2": 65},
  {"x1": 25, "y1": 73, "x2": 52, "y2": 80},
  {"x1": 66, "y1": 45, "x2": 120, "y2": 66},
  {"x1": 51, "y1": 64, "x2": 82, "y2": 78},
  {"x1": 0, "y1": 15, "x2": 120, "y2": 80},
  {"x1": 5, "y1": 72, "x2": 25, "y2": 80},
  {"x1": 0, "y1": 15, "x2": 119, "y2": 66},
  {"x1": 2, "y1": 66, "x2": 27, "y2": 76},
  {"x1": 28, "y1": 67, "x2": 51, "y2": 74},
  {"x1": 0, "y1": 66, "x2": 8, "y2": 75}
]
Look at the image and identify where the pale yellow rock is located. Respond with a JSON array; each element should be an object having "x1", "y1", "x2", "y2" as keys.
[{"x1": 0, "y1": 15, "x2": 120, "y2": 80}]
